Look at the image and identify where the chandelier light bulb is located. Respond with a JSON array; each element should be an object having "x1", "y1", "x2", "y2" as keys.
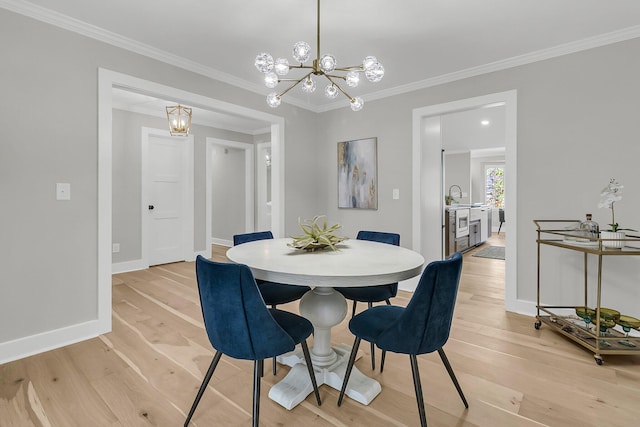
[
  {"x1": 301, "y1": 77, "x2": 316, "y2": 93},
  {"x1": 292, "y1": 41, "x2": 311, "y2": 63},
  {"x1": 324, "y1": 84, "x2": 339, "y2": 99},
  {"x1": 266, "y1": 92, "x2": 281, "y2": 108},
  {"x1": 365, "y1": 61, "x2": 385, "y2": 83},
  {"x1": 264, "y1": 72, "x2": 279, "y2": 88},
  {"x1": 350, "y1": 97, "x2": 364, "y2": 112},
  {"x1": 319, "y1": 54, "x2": 336, "y2": 73},
  {"x1": 346, "y1": 71, "x2": 360, "y2": 87},
  {"x1": 274, "y1": 58, "x2": 290, "y2": 76},
  {"x1": 255, "y1": 53, "x2": 274, "y2": 73}
]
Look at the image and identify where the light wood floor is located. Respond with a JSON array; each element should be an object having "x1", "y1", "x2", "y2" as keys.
[{"x1": 2, "y1": 234, "x2": 639, "y2": 426}]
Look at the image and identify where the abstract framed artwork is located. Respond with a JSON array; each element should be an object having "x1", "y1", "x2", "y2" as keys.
[{"x1": 337, "y1": 137, "x2": 378, "y2": 209}]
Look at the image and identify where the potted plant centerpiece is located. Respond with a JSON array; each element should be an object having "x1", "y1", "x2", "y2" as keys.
[
  {"x1": 289, "y1": 215, "x2": 346, "y2": 251},
  {"x1": 598, "y1": 178, "x2": 636, "y2": 248}
]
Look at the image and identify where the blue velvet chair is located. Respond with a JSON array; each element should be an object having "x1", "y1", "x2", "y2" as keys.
[
  {"x1": 337, "y1": 253, "x2": 468, "y2": 427},
  {"x1": 336, "y1": 230, "x2": 400, "y2": 370},
  {"x1": 185, "y1": 256, "x2": 321, "y2": 427},
  {"x1": 233, "y1": 231, "x2": 311, "y2": 374}
]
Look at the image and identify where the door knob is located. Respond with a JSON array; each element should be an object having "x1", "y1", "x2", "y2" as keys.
[{"x1": 148, "y1": 205, "x2": 154, "y2": 210}]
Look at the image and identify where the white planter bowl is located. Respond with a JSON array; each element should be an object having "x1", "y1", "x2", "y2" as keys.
[{"x1": 600, "y1": 231, "x2": 626, "y2": 248}]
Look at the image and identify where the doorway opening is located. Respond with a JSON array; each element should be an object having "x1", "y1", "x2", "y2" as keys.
[
  {"x1": 206, "y1": 138, "x2": 255, "y2": 248},
  {"x1": 98, "y1": 68, "x2": 285, "y2": 334},
  {"x1": 412, "y1": 90, "x2": 524, "y2": 313}
]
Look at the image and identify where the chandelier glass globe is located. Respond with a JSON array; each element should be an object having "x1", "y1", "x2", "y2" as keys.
[
  {"x1": 350, "y1": 97, "x2": 364, "y2": 112},
  {"x1": 325, "y1": 84, "x2": 339, "y2": 99},
  {"x1": 266, "y1": 92, "x2": 281, "y2": 108},
  {"x1": 264, "y1": 72, "x2": 278, "y2": 88},
  {"x1": 301, "y1": 77, "x2": 316, "y2": 93},
  {"x1": 274, "y1": 58, "x2": 290, "y2": 76},
  {"x1": 319, "y1": 54, "x2": 336, "y2": 73},
  {"x1": 362, "y1": 56, "x2": 378, "y2": 71},
  {"x1": 346, "y1": 71, "x2": 360, "y2": 87},
  {"x1": 255, "y1": 53, "x2": 274, "y2": 73},
  {"x1": 365, "y1": 61, "x2": 385, "y2": 83},
  {"x1": 292, "y1": 41, "x2": 311, "y2": 63}
]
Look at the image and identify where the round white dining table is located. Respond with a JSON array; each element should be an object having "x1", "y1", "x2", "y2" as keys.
[{"x1": 226, "y1": 238, "x2": 425, "y2": 410}]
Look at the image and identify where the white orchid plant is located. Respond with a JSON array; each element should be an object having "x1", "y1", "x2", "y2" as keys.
[{"x1": 598, "y1": 178, "x2": 635, "y2": 232}]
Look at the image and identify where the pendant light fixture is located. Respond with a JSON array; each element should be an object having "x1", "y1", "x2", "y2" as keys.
[
  {"x1": 254, "y1": 0, "x2": 384, "y2": 111},
  {"x1": 165, "y1": 105, "x2": 192, "y2": 136}
]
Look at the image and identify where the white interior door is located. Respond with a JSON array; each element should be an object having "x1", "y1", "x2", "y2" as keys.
[{"x1": 143, "y1": 128, "x2": 194, "y2": 266}]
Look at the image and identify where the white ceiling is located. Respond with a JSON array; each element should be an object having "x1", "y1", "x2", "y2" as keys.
[
  {"x1": 442, "y1": 104, "x2": 506, "y2": 153},
  {"x1": 6, "y1": 0, "x2": 640, "y2": 113}
]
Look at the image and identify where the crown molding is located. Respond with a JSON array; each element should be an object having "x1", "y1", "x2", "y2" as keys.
[
  {"x1": 318, "y1": 24, "x2": 640, "y2": 112},
  {"x1": 3, "y1": 0, "x2": 639, "y2": 115}
]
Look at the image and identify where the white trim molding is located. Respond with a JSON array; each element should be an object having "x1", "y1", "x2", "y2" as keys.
[{"x1": 412, "y1": 90, "x2": 522, "y2": 314}]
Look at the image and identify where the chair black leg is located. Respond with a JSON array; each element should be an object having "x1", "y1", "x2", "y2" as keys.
[
  {"x1": 185, "y1": 351, "x2": 222, "y2": 426},
  {"x1": 300, "y1": 340, "x2": 322, "y2": 406},
  {"x1": 337, "y1": 337, "x2": 361, "y2": 407},
  {"x1": 368, "y1": 303, "x2": 376, "y2": 370},
  {"x1": 437, "y1": 348, "x2": 469, "y2": 408},
  {"x1": 253, "y1": 360, "x2": 263, "y2": 427},
  {"x1": 409, "y1": 354, "x2": 427, "y2": 427},
  {"x1": 271, "y1": 304, "x2": 278, "y2": 376},
  {"x1": 351, "y1": 300, "x2": 357, "y2": 317},
  {"x1": 380, "y1": 301, "x2": 391, "y2": 372}
]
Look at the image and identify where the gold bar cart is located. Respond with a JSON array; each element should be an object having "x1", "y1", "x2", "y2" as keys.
[{"x1": 534, "y1": 219, "x2": 640, "y2": 365}]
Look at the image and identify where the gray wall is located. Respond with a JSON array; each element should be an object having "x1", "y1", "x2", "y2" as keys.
[
  {"x1": 444, "y1": 152, "x2": 471, "y2": 205},
  {"x1": 317, "y1": 36, "x2": 640, "y2": 315},
  {"x1": 0, "y1": 9, "x2": 319, "y2": 352},
  {"x1": 211, "y1": 145, "x2": 246, "y2": 242}
]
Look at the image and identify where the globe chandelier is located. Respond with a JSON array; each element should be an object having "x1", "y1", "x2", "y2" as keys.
[{"x1": 254, "y1": 0, "x2": 384, "y2": 112}]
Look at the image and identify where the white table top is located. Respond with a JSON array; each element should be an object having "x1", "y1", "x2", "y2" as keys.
[{"x1": 226, "y1": 238, "x2": 425, "y2": 287}]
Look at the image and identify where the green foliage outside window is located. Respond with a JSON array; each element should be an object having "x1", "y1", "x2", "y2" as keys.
[{"x1": 485, "y1": 167, "x2": 505, "y2": 208}]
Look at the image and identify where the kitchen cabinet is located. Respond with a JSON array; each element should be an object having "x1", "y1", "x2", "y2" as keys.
[
  {"x1": 469, "y1": 220, "x2": 481, "y2": 247},
  {"x1": 445, "y1": 206, "x2": 491, "y2": 257}
]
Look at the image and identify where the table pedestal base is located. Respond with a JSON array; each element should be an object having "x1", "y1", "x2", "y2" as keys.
[{"x1": 268, "y1": 344, "x2": 381, "y2": 410}]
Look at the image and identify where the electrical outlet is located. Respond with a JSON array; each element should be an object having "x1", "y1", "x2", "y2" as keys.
[
  {"x1": 112, "y1": 243, "x2": 120, "y2": 253},
  {"x1": 392, "y1": 188, "x2": 400, "y2": 200}
]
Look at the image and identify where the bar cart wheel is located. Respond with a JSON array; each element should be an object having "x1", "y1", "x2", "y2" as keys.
[
  {"x1": 534, "y1": 320, "x2": 542, "y2": 330},
  {"x1": 594, "y1": 355, "x2": 603, "y2": 365}
]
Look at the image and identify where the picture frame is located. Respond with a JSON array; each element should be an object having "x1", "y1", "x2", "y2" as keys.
[{"x1": 337, "y1": 137, "x2": 378, "y2": 209}]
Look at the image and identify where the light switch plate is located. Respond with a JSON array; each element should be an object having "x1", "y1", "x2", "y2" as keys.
[
  {"x1": 392, "y1": 188, "x2": 400, "y2": 200},
  {"x1": 56, "y1": 183, "x2": 71, "y2": 200}
]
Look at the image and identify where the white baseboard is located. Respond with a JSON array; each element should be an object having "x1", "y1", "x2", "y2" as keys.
[
  {"x1": 506, "y1": 298, "x2": 537, "y2": 317},
  {"x1": 212, "y1": 237, "x2": 232, "y2": 247},
  {"x1": 0, "y1": 319, "x2": 106, "y2": 365},
  {"x1": 112, "y1": 259, "x2": 147, "y2": 274},
  {"x1": 193, "y1": 250, "x2": 209, "y2": 259}
]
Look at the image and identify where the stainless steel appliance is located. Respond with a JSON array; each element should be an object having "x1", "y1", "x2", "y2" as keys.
[{"x1": 455, "y1": 208, "x2": 470, "y2": 238}]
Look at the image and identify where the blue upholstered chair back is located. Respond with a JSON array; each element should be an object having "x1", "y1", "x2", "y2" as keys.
[
  {"x1": 357, "y1": 230, "x2": 400, "y2": 246},
  {"x1": 376, "y1": 252, "x2": 463, "y2": 355},
  {"x1": 195, "y1": 256, "x2": 296, "y2": 361},
  {"x1": 233, "y1": 231, "x2": 273, "y2": 246}
]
